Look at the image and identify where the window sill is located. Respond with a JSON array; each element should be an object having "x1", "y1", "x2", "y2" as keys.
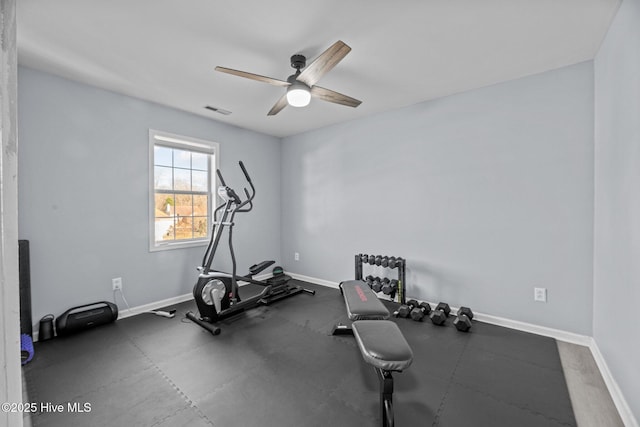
[{"x1": 149, "y1": 239, "x2": 209, "y2": 252}]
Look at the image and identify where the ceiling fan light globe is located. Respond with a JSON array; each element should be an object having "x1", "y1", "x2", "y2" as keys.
[{"x1": 286, "y1": 84, "x2": 311, "y2": 107}]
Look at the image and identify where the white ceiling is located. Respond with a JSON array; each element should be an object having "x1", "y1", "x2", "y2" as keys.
[{"x1": 17, "y1": 0, "x2": 619, "y2": 138}]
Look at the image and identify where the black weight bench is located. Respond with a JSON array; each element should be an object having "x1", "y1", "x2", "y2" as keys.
[
  {"x1": 332, "y1": 280, "x2": 390, "y2": 335},
  {"x1": 333, "y1": 280, "x2": 413, "y2": 427}
]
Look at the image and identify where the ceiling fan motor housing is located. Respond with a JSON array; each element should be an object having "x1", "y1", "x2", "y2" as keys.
[{"x1": 290, "y1": 54, "x2": 306, "y2": 70}]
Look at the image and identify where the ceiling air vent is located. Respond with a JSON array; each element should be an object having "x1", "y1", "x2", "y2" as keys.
[{"x1": 205, "y1": 105, "x2": 232, "y2": 115}]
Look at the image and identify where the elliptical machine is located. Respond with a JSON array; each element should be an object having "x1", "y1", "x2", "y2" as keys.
[{"x1": 186, "y1": 161, "x2": 314, "y2": 335}]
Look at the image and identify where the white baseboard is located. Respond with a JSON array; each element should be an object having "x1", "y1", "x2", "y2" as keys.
[
  {"x1": 286, "y1": 271, "x2": 636, "y2": 426},
  {"x1": 589, "y1": 340, "x2": 639, "y2": 427},
  {"x1": 287, "y1": 272, "x2": 339, "y2": 289},
  {"x1": 117, "y1": 292, "x2": 193, "y2": 320},
  {"x1": 472, "y1": 312, "x2": 593, "y2": 347}
]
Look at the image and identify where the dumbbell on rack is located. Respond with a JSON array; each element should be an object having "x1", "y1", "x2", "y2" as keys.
[
  {"x1": 453, "y1": 307, "x2": 474, "y2": 332},
  {"x1": 410, "y1": 302, "x2": 432, "y2": 321},
  {"x1": 365, "y1": 275, "x2": 375, "y2": 288},
  {"x1": 388, "y1": 257, "x2": 403, "y2": 269},
  {"x1": 393, "y1": 299, "x2": 418, "y2": 318},
  {"x1": 430, "y1": 302, "x2": 451, "y2": 325},
  {"x1": 371, "y1": 277, "x2": 383, "y2": 293},
  {"x1": 365, "y1": 275, "x2": 383, "y2": 292},
  {"x1": 381, "y1": 279, "x2": 398, "y2": 295}
]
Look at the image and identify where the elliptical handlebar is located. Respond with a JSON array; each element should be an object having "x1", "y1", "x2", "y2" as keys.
[
  {"x1": 216, "y1": 169, "x2": 227, "y2": 187},
  {"x1": 215, "y1": 161, "x2": 256, "y2": 213},
  {"x1": 239, "y1": 161, "x2": 251, "y2": 183},
  {"x1": 236, "y1": 161, "x2": 255, "y2": 212}
]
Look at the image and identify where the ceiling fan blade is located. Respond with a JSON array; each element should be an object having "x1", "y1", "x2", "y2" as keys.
[
  {"x1": 267, "y1": 93, "x2": 289, "y2": 116},
  {"x1": 297, "y1": 40, "x2": 351, "y2": 87},
  {"x1": 215, "y1": 66, "x2": 290, "y2": 87},
  {"x1": 311, "y1": 86, "x2": 361, "y2": 108}
]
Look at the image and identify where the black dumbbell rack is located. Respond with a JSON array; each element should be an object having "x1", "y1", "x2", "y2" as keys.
[{"x1": 355, "y1": 254, "x2": 407, "y2": 305}]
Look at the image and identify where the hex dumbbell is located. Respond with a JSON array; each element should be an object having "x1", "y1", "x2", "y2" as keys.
[
  {"x1": 374, "y1": 255, "x2": 383, "y2": 266},
  {"x1": 410, "y1": 302, "x2": 432, "y2": 321},
  {"x1": 371, "y1": 277, "x2": 383, "y2": 293},
  {"x1": 388, "y1": 257, "x2": 404, "y2": 269},
  {"x1": 430, "y1": 302, "x2": 451, "y2": 325},
  {"x1": 365, "y1": 275, "x2": 375, "y2": 288},
  {"x1": 368, "y1": 255, "x2": 376, "y2": 265},
  {"x1": 360, "y1": 254, "x2": 369, "y2": 264},
  {"x1": 394, "y1": 299, "x2": 418, "y2": 318},
  {"x1": 381, "y1": 279, "x2": 398, "y2": 295},
  {"x1": 381, "y1": 256, "x2": 390, "y2": 267},
  {"x1": 453, "y1": 307, "x2": 474, "y2": 332}
]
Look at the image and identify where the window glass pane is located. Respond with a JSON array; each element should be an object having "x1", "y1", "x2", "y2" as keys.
[
  {"x1": 154, "y1": 146, "x2": 173, "y2": 167},
  {"x1": 154, "y1": 166, "x2": 172, "y2": 190},
  {"x1": 192, "y1": 170, "x2": 208, "y2": 192},
  {"x1": 194, "y1": 217, "x2": 208, "y2": 238},
  {"x1": 174, "y1": 169, "x2": 191, "y2": 191},
  {"x1": 175, "y1": 194, "x2": 193, "y2": 217},
  {"x1": 155, "y1": 194, "x2": 174, "y2": 217},
  {"x1": 193, "y1": 194, "x2": 208, "y2": 216},
  {"x1": 192, "y1": 152, "x2": 208, "y2": 171},
  {"x1": 174, "y1": 149, "x2": 191, "y2": 169},
  {"x1": 155, "y1": 217, "x2": 174, "y2": 241},
  {"x1": 175, "y1": 216, "x2": 193, "y2": 240},
  {"x1": 150, "y1": 131, "x2": 216, "y2": 249}
]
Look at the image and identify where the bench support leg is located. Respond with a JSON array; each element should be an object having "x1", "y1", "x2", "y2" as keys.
[
  {"x1": 331, "y1": 323, "x2": 354, "y2": 335},
  {"x1": 377, "y1": 368, "x2": 395, "y2": 427}
]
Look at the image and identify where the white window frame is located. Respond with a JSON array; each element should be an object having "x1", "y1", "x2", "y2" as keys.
[{"x1": 148, "y1": 129, "x2": 219, "y2": 252}]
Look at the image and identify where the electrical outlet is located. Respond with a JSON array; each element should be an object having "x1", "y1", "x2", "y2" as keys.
[
  {"x1": 294, "y1": 252, "x2": 299, "y2": 261},
  {"x1": 112, "y1": 277, "x2": 123, "y2": 291},
  {"x1": 534, "y1": 287, "x2": 547, "y2": 302}
]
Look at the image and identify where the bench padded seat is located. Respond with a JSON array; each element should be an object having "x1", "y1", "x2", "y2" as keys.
[
  {"x1": 340, "y1": 280, "x2": 390, "y2": 320},
  {"x1": 352, "y1": 320, "x2": 413, "y2": 372}
]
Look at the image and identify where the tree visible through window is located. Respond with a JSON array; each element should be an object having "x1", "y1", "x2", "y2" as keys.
[{"x1": 149, "y1": 130, "x2": 217, "y2": 251}]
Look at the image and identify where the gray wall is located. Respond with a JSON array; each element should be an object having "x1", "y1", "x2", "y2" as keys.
[
  {"x1": 594, "y1": 0, "x2": 640, "y2": 419},
  {"x1": 281, "y1": 62, "x2": 595, "y2": 335},
  {"x1": 18, "y1": 66, "x2": 282, "y2": 326}
]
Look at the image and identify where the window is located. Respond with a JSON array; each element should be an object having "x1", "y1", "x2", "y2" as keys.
[{"x1": 149, "y1": 129, "x2": 218, "y2": 251}]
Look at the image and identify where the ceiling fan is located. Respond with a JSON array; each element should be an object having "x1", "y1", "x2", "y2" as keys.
[{"x1": 215, "y1": 40, "x2": 362, "y2": 116}]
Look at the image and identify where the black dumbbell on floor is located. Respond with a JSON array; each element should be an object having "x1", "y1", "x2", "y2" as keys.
[
  {"x1": 454, "y1": 307, "x2": 474, "y2": 332},
  {"x1": 430, "y1": 302, "x2": 451, "y2": 325},
  {"x1": 410, "y1": 302, "x2": 432, "y2": 321},
  {"x1": 394, "y1": 299, "x2": 418, "y2": 318}
]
